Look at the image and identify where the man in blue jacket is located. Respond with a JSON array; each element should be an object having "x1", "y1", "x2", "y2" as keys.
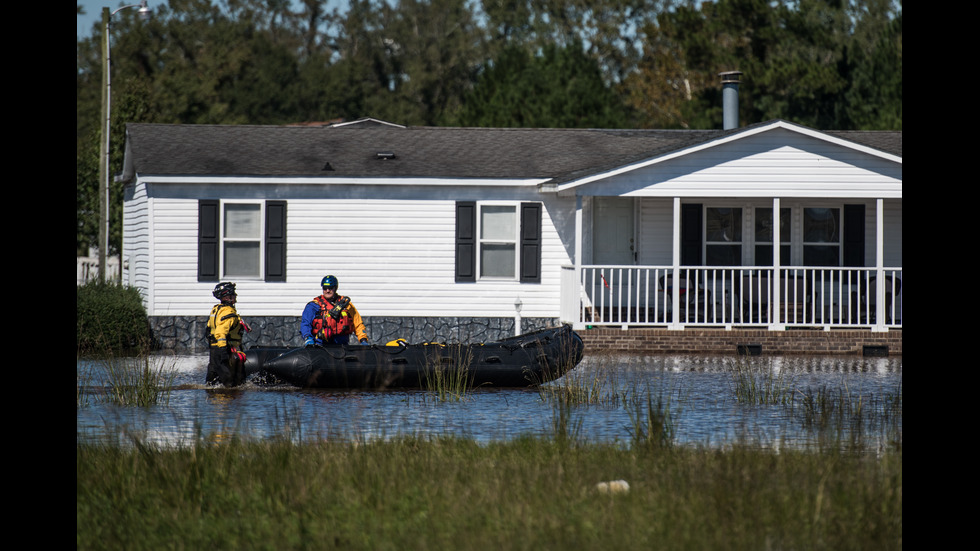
[{"x1": 301, "y1": 275, "x2": 369, "y2": 346}]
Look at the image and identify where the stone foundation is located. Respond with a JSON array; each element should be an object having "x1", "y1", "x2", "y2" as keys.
[
  {"x1": 149, "y1": 315, "x2": 558, "y2": 354},
  {"x1": 149, "y1": 316, "x2": 902, "y2": 356}
]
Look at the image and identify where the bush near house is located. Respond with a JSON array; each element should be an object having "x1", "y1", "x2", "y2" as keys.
[{"x1": 77, "y1": 281, "x2": 151, "y2": 354}]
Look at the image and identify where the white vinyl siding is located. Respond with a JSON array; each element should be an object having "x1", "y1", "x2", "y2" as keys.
[{"x1": 129, "y1": 193, "x2": 573, "y2": 318}]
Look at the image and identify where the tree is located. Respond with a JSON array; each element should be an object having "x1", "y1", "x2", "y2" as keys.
[
  {"x1": 623, "y1": 0, "x2": 901, "y2": 130},
  {"x1": 455, "y1": 42, "x2": 632, "y2": 128}
]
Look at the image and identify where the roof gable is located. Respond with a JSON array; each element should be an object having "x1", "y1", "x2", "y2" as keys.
[{"x1": 555, "y1": 120, "x2": 901, "y2": 192}]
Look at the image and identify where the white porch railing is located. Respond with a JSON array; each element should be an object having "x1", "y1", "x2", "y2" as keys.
[
  {"x1": 77, "y1": 255, "x2": 122, "y2": 285},
  {"x1": 561, "y1": 265, "x2": 902, "y2": 331}
]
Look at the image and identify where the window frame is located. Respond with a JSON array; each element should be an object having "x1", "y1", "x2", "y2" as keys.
[
  {"x1": 476, "y1": 202, "x2": 520, "y2": 281},
  {"x1": 220, "y1": 200, "x2": 266, "y2": 280}
]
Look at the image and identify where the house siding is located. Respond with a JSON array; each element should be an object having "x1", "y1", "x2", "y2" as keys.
[
  {"x1": 122, "y1": 181, "x2": 152, "y2": 299},
  {"x1": 125, "y1": 186, "x2": 576, "y2": 320}
]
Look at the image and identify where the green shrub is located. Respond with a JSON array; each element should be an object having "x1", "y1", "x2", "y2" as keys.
[{"x1": 77, "y1": 280, "x2": 151, "y2": 354}]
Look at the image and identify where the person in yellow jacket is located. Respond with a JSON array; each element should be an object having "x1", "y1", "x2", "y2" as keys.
[
  {"x1": 301, "y1": 275, "x2": 369, "y2": 346},
  {"x1": 206, "y1": 282, "x2": 250, "y2": 386}
]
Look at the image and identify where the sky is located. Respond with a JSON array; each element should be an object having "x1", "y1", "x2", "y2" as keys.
[
  {"x1": 77, "y1": 1, "x2": 107, "y2": 40},
  {"x1": 78, "y1": 1, "x2": 347, "y2": 41}
]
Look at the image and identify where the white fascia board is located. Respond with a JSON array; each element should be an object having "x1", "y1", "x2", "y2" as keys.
[
  {"x1": 555, "y1": 120, "x2": 902, "y2": 194},
  {"x1": 620, "y1": 185, "x2": 903, "y2": 199},
  {"x1": 137, "y1": 175, "x2": 551, "y2": 187}
]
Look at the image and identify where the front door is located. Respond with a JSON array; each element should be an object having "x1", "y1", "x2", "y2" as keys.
[
  {"x1": 588, "y1": 198, "x2": 636, "y2": 320},
  {"x1": 594, "y1": 197, "x2": 635, "y2": 265}
]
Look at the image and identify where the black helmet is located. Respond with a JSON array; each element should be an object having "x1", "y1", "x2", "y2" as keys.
[
  {"x1": 321, "y1": 275, "x2": 339, "y2": 290},
  {"x1": 213, "y1": 282, "x2": 237, "y2": 300}
]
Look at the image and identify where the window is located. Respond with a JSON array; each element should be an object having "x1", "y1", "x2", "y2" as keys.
[
  {"x1": 479, "y1": 205, "x2": 517, "y2": 278},
  {"x1": 705, "y1": 207, "x2": 742, "y2": 265},
  {"x1": 456, "y1": 201, "x2": 541, "y2": 283},
  {"x1": 802, "y1": 207, "x2": 841, "y2": 266},
  {"x1": 199, "y1": 199, "x2": 286, "y2": 282},
  {"x1": 683, "y1": 203, "x2": 861, "y2": 268},
  {"x1": 222, "y1": 203, "x2": 261, "y2": 277},
  {"x1": 754, "y1": 207, "x2": 791, "y2": 266}
]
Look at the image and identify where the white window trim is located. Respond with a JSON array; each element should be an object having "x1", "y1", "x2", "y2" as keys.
[
  {"x1": 220, "y1": 199, "x2": 265, "y2": 280},
  {"x1": 476, "y1": 201, "x2": 520, "y2": 281}
]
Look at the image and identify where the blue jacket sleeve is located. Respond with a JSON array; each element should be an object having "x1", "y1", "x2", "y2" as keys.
[{"x1": 300, "y1": 302, "x2": 320, "y2": 340}]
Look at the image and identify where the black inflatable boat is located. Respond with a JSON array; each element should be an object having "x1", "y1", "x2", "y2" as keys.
[{"x1": 244, "y1": 325, "x2": 585, "y2": 389}]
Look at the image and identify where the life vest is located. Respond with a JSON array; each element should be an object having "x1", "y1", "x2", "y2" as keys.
[
  {"x1": 310, "y1": 295, "x2": 354, "y2": 341},
  {"x1": 206, "y1": 303, "x2": 243, "y2": 347}
]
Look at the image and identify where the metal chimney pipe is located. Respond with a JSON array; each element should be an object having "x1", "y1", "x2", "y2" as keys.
[{"x1": 719, "y1": 71, "x2": 742, "y2": 130}]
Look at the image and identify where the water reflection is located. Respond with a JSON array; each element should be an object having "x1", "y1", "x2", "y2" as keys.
[{"x1": 77, "y1": 353, "x2": 902, "y2": 450}]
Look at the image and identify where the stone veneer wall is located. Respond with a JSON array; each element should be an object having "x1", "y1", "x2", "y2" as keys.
[
  {"x1": 150, "y1": 316, "x2": 902, "y2": 356},
  {"x1": 149, "y1": 315, "x2": 559, "y2": 354},
  {"x1": 579, "y1": 328, "x2": 902, "y2": 356}
]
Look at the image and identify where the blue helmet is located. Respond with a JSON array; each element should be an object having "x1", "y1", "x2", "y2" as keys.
[{"x1": 321, "y1": 275, "x2": 339, "y2": 290}]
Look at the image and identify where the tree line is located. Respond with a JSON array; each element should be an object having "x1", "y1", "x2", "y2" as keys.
[{"x1": 76, "y1": 0, "x2": 902, "y2": 255}]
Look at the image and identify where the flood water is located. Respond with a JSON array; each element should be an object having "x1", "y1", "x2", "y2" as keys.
[{"x1": 77, "y1": 353, "x2": 902, "y2": 450}]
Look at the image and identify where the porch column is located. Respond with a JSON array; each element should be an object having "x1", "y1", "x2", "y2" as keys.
[
  {"x1": 573, "y1": 195, "x2": 585, "y2": 330},
  {"x1": 771, "y1": 197, "x2": 783, "y2": 330},
  {"x1": 874, "y1": 198, "x2": 886, "y2": 332},
  {"x1": 670, "y1": 197, "x2": 682, "y2": 329},
  {"x1": 575, "y1": 195, "x2": 583, "y2": 273}
]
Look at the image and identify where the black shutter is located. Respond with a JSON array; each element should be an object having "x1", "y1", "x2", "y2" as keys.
[
  {"x1": 455, "y1": 201, "x2": 476, "y2": 282},
  {"x1": 680, "y1": 203, "x2": 702, "y2": 266},
  {"x1": 843, "y1": 204, "x2": 865, "y2": 267},
  {"x1": 265, "y1": 200, "x2": 287, "y2": 282},
  {"x1": 198, "y1": 200, "x2": 219, "y2": 282},
  {"x1": 520, "y1": 202, "x2": 542, "y2": 283}
]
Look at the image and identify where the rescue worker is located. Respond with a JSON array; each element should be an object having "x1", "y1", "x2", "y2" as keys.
[
  {"x1": 301, "y1": 275, "x2": 369, "y2": 346},
  {"x1": 205, "y1": 282, "x2": 250, "y2": 386}
]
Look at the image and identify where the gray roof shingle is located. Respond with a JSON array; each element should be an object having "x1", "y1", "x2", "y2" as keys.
[{"x1": 124, "y1": 120, "x2": 901, "y2": 183}]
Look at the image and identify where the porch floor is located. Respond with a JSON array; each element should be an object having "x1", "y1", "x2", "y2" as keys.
[{"x1": 578, "y1": 327, "x2": 902, "y2": 356}]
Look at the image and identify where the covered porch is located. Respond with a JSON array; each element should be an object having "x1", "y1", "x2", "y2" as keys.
[{"x1": 559, "y1": 197, "x2": 902, "y2": 333}]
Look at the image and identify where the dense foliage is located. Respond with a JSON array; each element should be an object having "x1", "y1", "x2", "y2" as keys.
[
  {"x1": 76, "y1": 0, "x2": 902, "y2": 253},
  {"x1": 76, "y1": 280, "x2": 151, "y2": 353}
]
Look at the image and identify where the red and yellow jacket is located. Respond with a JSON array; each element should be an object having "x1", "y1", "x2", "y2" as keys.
[{"x1": 303, "y1": 295, "x2": 368, "y2": 344}]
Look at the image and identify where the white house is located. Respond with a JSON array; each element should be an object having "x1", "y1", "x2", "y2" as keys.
[{"x1": 121, "y1": 118, "x2": 901, "y2": 349}]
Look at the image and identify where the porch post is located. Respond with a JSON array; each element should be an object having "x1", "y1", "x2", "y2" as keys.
[
  {"x1": 575, "y1": 195, "x2": 583, "y2": 273},
  {"x1": 670, "y1": 197, "x2": 682, "y2": 329},
  {"x1": 874, "y1": 198, "x2": 886, "y2": 332},
  {"x1": 771, "y1": 197, "x2": 783, "y2": 330},
  {"x1": 574, "y1": 195, "x2": 585, "y2": 330}
]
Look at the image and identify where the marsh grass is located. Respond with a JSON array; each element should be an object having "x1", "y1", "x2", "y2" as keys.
[
  {"x1": 76, "y1": 433, "x2": 902, "y2": 550},
  {"x1": 727, "y1": 356, "x2": 795, "y2": 405},
  {"x1": 626, "y1": 384, "x2": 677, "y2": 450},
  {"x1": 536, "y1": 349, "x2": 635, "y2": 407},
  {"x1": 81, "y1": 352, "x2": 177, "y2": 407},
  {"x1": 794, "y1": 381, "x2": 903, "y2": 451},
  {"x1": 421, "y1": 344, "x2": 475, "y2": 402}
]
